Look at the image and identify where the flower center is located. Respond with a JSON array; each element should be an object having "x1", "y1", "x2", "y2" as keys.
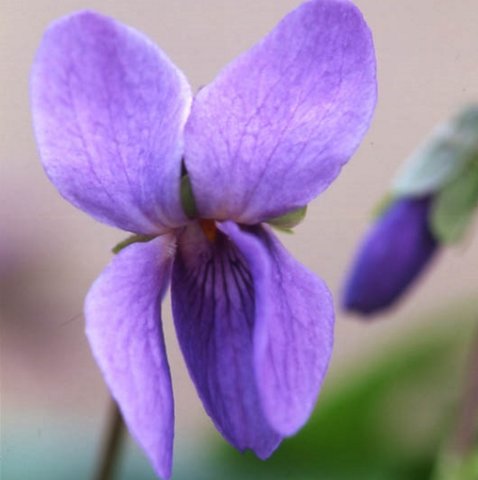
[{"x1": 199, "y1": 219, "x2": 217, "y2": 242}]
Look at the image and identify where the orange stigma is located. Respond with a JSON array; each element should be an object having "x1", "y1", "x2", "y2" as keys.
[{"x1": 199, "y1": 219, "x2": 217, "y2": 242}]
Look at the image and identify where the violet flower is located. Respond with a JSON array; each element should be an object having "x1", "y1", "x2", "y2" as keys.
[
  {"x1": 31, "y1": 2, "x2": 376, "y2": 478},
  {"x1": 343, "y1": 197, "x2": 438, "y2": 315}
]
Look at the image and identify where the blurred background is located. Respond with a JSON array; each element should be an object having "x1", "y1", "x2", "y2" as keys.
[{"x1": 1, "y1": 1, "x2": 478, "y2": 478}]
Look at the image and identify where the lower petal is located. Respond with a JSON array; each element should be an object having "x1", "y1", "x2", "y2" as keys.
[
  {"x1": 222, "y1": 222, "x2": 334, "y2": 436},
  {"x1": 171, "y1": 223, "x2": 281, "y2": 458},
  {"x1": 85, "y1": 234, "x2": 176, "y2": 479}
]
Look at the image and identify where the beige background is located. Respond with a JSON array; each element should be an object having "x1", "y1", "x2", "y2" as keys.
[{"x1": 2, "y1": 0, "x2": 478, "y2": 461}]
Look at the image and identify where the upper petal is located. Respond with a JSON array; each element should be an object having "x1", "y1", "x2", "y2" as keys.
[
  {"x1": 31, "y1": 11, "x2": 192, "y2": 234},
  {"x1": 222, "y1": 222, "x2": 334, "y2": 436},
  {"x1": 85, "y1": 234, "x2": 176, "y2": 479},
  {"x1": 184, "y1": 0, "x2": 376, "y2": 223},
  {"x1": 171, "y1": 223, "x2": 281, "y2": 458}
]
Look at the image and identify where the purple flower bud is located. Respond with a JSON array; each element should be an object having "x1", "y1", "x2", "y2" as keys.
[{"x1": 343, "y1": 197, "x2": 438, "y2": 315}]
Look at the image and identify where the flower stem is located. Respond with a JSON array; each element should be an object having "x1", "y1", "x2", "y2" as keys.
[
  {"x1": 451, "y1": 326, "x2": 478, "y2": 455},
  {"x1": 94, "y1": 399, "x2": 125, "y2": 480},
  {"x1": 432, "y1": 327, "x2": 478, "y2": 480}
]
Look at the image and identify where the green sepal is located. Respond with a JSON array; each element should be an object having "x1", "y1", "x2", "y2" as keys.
[
  {"x1": 180, "y1": 174, "x2": 198, "y2": 219},
  {"x1": 430, "y1": 159, "x2": 478, "y2": 244},
  {"x1": 112, "y1": 234, "x2": 157, "y2": 254},
  {"x1": 372, "y1": 193, "x2": 395, "y2": 219},
  {"x1": 267, "y1": 205, "x2": 307, "y2": 232},
  {"x1": 393, "y1": 106, "x2": 478, "y2": 197},
  {"x1": 270, "y1": 226, "x2": 294, "y2": 234}
]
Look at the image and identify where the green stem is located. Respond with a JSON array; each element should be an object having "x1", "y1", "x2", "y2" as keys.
[
  {"x1": 451, "y1": 327, "x2": 478, "y2": 455},
  {"x1": 94, "y1": 399, "x2": 125, "y2": 480}
]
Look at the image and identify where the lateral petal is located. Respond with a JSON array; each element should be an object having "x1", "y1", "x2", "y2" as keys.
[
  {"x1": 171, "y1": 223, "x2": 282, "y2": 457},
  {"x1": 222, "y1": 222, "x2": 334, "y2": 435},
  {"x1": 31, "y1": 11, "x2": 191, "y2": 234},
  {"x1": 184, "y1": 0, "x2": 376, "y2": 223},
  {"x1": 85, "y1": 234, "x2": 176, "y2": 479}
]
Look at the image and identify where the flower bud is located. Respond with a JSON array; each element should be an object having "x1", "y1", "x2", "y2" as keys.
[{"x1": 342, "y1": 197, "x2": 438, "y2": 315}]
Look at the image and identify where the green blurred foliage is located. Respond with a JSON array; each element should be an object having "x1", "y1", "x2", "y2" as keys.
[
  {"x1": 433, "y1": 451, "x2": 478, "y2": 480},
  {"x1": 205, "y1": 303, "x2": 475, "y2": 480},
  {"x1": 393, "y1": 106, "x2": 478, "y2": 198},
  {"x1": 3, "y1": 301, "x2": 476, "y2": 480}
]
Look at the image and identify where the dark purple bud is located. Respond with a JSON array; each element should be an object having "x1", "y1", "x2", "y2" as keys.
[{"x1": 342, "y1": 197, "x2": 438, "y2": 316}]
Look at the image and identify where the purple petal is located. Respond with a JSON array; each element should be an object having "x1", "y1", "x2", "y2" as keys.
[
  {"x1": 222, "y1": 222, "x2": 334, "y2": 435},
  {"x1": 85, "y1": 234, "x2": 176, "y2": 479},
  {"x1": 171, "y1": 222, "x2": 282, "y2": 457},
  {"x1": 31, "y1": 11, "x2": 191, "y2": 234},
  {"x1": 184, "y1": 0, "x2": 376, "y2": 223},
  {"x1": 342, "y1": 197, "x2": 438, "y2": 315}
]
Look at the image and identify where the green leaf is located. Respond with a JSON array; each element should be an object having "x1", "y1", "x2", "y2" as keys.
[
  {"x1": 393, "y1": 106, "x2": 478, "y2": 197},
  {"x1": 180, "y1": 174, "x2": 198, "y2": 219},
  {"x1": 267, "y1": 206, "x2": 307, "y2": 232},
  {"x1": 430, "y1": 161, "x2": 478, "y2": 244}
]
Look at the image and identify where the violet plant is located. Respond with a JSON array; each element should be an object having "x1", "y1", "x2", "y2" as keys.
[
  {"x1": 31, "y1": 1, "x2": 376, "y2": 478},
  {"x1": 343, "y1": 106, "x2": 478, "y2": 316}
]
